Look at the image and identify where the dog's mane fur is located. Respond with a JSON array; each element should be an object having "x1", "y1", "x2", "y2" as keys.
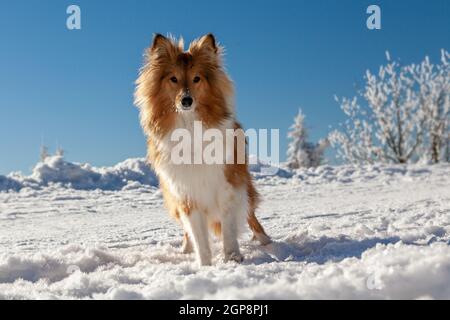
[{"x1": 134, "y1": 34, "x2": 234, "y2": 138}]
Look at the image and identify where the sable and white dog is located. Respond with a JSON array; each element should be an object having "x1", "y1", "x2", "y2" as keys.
[{"x1": 134, "y1": 33, "x2": 271, "y2": 266}]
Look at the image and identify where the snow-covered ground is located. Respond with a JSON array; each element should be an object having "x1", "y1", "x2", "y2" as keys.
[{"x1": 1, "y1": 156, "x2": 450, "y2": 299}]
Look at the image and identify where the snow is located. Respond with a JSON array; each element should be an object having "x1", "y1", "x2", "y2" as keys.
[{"x1": 1, "y1": 157, "x2": 450, "y2": 299}]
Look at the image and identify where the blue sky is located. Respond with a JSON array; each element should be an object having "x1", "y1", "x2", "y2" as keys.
[{"x1": 0, "y1": 0, "x2": 449, "y2": 174}]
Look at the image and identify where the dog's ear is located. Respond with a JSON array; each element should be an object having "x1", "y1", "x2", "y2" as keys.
[
  {"x1": 197, "y1": 33, "x2": 218, "y2": 54},
  {"x1": 148, "y1": 33, "x2": 182, "y2": 61},
  {"x1": 199, "y1": 33, "x2": 218, "y2": 53},
  {"x1": 151, "y1": 33, "x2": 170, "y2": 52},
  {"x1": 190, "y1": 33, "x2": 219, "y2": 56}
]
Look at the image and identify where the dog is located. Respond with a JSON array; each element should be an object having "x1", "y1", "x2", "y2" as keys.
[{"x1": 134, "y1": 33, "x2": 271, "y2": 266}]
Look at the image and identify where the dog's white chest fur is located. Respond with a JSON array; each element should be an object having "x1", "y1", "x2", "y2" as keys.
[
  {"x1": 155, "y1": 115, "x2": 246, "y2": 222},
  {"x1": 161, "y1": 163, "x2": 235, "y2": 216},
  {"x1": 153, "y1": 113, "x2": 250, "y2": 266}
]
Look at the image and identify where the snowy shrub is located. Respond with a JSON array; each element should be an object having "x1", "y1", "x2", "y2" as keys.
[
  {"x1": 411, "y1": 50, "x2": 450, "y2": 163},
  {"x1": 330, "y1": 50, "x2": 450, "y2": 164},
  {"x1": 287, "y1": 109, "x2": 329, "y2": 169}
]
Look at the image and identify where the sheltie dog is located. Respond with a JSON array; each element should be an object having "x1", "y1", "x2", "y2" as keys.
[{"x1": 134, "y1": 33, "x2": 271, "y2": 266}]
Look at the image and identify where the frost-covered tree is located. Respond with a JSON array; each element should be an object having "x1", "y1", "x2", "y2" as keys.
[
  {"x1": 287, "y1": 109, "x2": 308, "y2": 169},
  {"x1": 40, "y1": 145, "x2": 49, "y2": 162},
  {"x1": 330, "y1": 50, "x2": 450, "y2": 164},
  {"x1": 410, "y1": 50, "x2": 450, "y2": 163},
  {"x1": 56, "y1": 146, "x2": 65, "y2": 157},
  {"x1": 310, "y1": 138, "x2": 330, "y2": 167},
  {"x1": 287, "y1": 109, "x2": 329, "y2": 168}
]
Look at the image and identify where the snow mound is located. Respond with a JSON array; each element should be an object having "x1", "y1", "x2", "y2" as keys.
[
  {"x1": 31, "y1": 156, "x2": 159, "y2": 191},
  {"x1": 248, "y1": 155, "x2": 293, "y2": 179},
  {"x1": 289, "y1": 163, "x2": 442, "y2": 185},
  {"x1": 0, "y1": 176, "x2": 22, "y2": 192},
  {"x1": 0, "y1": 156, "x2": 158, "y2": 192}
]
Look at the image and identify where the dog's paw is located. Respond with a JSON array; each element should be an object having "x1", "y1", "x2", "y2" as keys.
[
  {"x1": 197, "y1": 255, "x2": 212, "y2": 266},
  {"x1": 181, "y1": 235, "x2": 194, "y2": 254},
  {"x1": 181, "y1": 242, "x2": 194, "y2": 254},
  {"x1": 224, "y1": 252, "x2": 244, "y2": 263},
  {"x1": 198, "y1": 260, "x2": 212, "y2": 267}
]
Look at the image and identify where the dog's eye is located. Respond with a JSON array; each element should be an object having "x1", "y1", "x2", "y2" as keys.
[
  {"x1": 193, "y1": 76, "x2": 201, "y2": 83},
  {"x1": 170, "y1": 76, "x2": 178, "y2": 83}
]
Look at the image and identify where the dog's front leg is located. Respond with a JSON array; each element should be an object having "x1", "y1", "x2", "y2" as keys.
[
  {"x1": 222, "y1": 212, "x2": 243, "y2": 263},
  {"x1": 181, "y1": 210, "x2": 212, "y2": 266}
]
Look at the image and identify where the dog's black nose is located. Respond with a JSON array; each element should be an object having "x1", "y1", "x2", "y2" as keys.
[{"x1": 181, "y1": 96, "x2": 193, "y2": 108}]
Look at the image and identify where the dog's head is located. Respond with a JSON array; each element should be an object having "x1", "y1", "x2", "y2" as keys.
[{"x1": 135, "y1": 34, "x2": 234, "y2": 137}]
